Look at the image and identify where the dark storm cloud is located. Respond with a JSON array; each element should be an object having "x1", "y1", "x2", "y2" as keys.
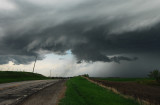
[
  {"x1": 110, "y1": 56, "x2": 138, "y2": 63},
  {"x1": 0, "y1": 0, "x2": 160, "y2": 64},
  {"x1": 0, "y1": 55, "x2": 43, "y2": 65}
]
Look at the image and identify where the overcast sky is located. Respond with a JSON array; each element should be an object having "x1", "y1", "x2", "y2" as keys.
[{"x1": 0, "y1": 0, "x2": 160, "y2": 77}]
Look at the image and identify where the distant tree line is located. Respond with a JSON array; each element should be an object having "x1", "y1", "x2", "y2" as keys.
[
  {"x1": 82, "y1": 74, "x2": 89, "y2": 77},
  {"x1": 148, "y1": 69, "x2": 160, "y2": 82}
]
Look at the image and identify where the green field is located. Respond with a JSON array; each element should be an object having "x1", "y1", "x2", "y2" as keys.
[
  {"x1": 59, "y1": 76, "x2": 139, "y2": 105},
  {"x1": 93, "y1": 77, "x2": 160, "y2": 86},
  {"x1": 95, "y1": 77, "x2": 154, "y2": 82},
  {"x1": 0, "y1": 71, "x2": 49, "y2": 83}
]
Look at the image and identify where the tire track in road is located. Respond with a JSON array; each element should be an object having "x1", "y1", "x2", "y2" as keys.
[
  {"x1": 0, "y1": 80, "x2": 60, "y2": 105},
  {"x1": 19, "y1": 80, "x2": 66, "y2": 105}
]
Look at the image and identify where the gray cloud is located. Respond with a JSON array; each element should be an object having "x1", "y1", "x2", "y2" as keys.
[
  {"x1": 0, "y1": 55, "x2": 43, "y2": 65},
  {"x1": 0, "y1": 0, "x2": 160, "y2": 64},
  {"x1": 110, "y1": 56, "x2": 138, "y2": 63}
]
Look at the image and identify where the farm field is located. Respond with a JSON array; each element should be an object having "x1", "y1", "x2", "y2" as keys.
[
  {"x1": 0, "y1": 71, "x2": 49, "y2": 83},
  {"x1": 59, "y1": 76, "x2": 139, "y2": 105},
  {"x1": 92, "y1": 77, "x2": 160, "y2": 86},
  {"x1": 95, "y1": 77, "x2": 154, "y2": 82},
  {"x1": 91, "y1": 77, "x2": 160, "y2": 105}
]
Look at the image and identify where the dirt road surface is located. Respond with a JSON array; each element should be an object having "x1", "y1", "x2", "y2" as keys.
[
  {"x1": 19, "y1": 80, "x2": 66, "y2": 105},
  {"x1": 0, "y1": 79, "x2": 65, "y2": 105}
]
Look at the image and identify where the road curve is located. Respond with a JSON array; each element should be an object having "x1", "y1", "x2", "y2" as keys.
[{"x1": 0, "y1": 80, "x2": 62, "y2": 105}]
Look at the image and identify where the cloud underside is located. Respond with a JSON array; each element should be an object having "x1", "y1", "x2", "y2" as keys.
[{"x1": 0, "y1": 0, "x2": 160, "y2": 64}]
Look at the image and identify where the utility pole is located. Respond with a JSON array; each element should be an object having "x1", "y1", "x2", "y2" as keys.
[
  {"x1": 33, "y1": 56, "x2": 37, "y2": 73},
  {"x1": 50, "y1": 70, "x2": 52, "y2": 77}
]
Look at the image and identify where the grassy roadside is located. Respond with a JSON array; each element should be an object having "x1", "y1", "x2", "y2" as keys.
[
  {"x1": 0, "y1": 71, "x2": 49, "y2": 83},
  {"x1": 59, "y1": 76, "x2": 140, "y2": 105}
]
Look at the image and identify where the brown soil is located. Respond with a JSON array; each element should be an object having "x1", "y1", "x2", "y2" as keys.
[
  {"x1": 56, "y1": 80, "x2": 67, "y2": 105},
  {"x1": 91, "y1": 78, "x2": 160, "y2": 105}
]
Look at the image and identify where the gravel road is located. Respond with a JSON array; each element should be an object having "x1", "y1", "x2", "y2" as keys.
[
  {"x1": 19, "y1": 80, "x2": 66, "y2": 105},
  {"x1": 0, "y1": 79, "x2": 65, "y2": 105}
]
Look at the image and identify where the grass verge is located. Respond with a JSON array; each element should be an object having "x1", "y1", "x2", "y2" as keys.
[
  {"x1": 0, "y1": 71, "x2": 49, "y2": 83},
  {"x1": 59, "y1": 76, "x2": 140, "y2": 105}
]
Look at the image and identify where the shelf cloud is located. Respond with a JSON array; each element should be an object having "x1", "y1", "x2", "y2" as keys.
[{"x1": 0, "y1": 0, "x2": 160, "y2": 65}]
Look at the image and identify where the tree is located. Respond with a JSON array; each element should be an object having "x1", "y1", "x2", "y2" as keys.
[
  {"x1": 148, "y1": 69, "x2": 160, "y2": 82},
  {"x1": 83, "y1": 74, "x2": 89, "y2": 77}
]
